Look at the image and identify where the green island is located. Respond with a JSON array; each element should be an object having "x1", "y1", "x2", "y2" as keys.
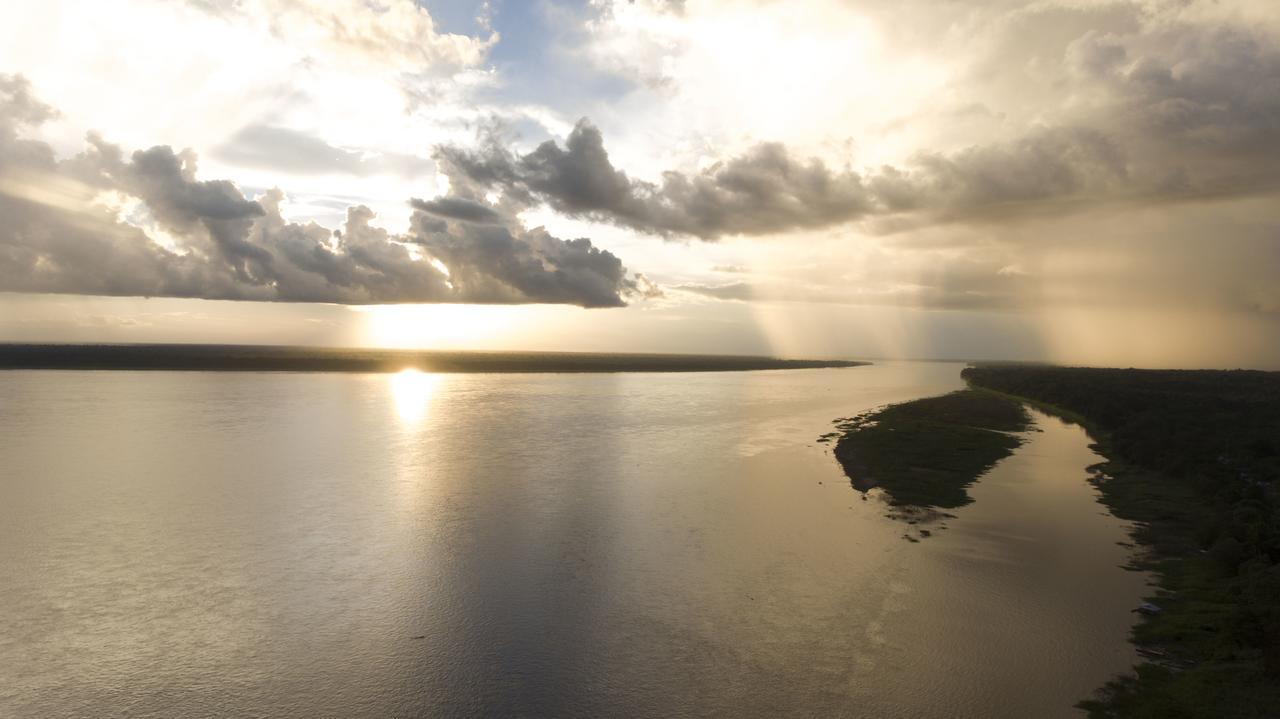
[
  {"x1": 960, "y1": 365, "x2": 1280, "y2": 718},
  {"x1": 828, "y1": 389, "x2": 1031, "y2": 510}
]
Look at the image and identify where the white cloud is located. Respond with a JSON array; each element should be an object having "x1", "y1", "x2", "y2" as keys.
[{"x1": 0, "y1": 0, "x2": 497, "y2": 228}]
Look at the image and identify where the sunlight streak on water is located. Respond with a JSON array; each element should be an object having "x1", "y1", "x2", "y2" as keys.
[{"x1": 389, "y1": 368, "x2": 440, "y2": 424}]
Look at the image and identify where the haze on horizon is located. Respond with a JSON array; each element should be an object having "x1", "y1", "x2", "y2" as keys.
[{"x1": 2, "y1": 0, "x2": 1278, "y2": 369}]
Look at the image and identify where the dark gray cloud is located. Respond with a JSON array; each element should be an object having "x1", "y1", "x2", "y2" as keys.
[
  {"x1": 875, "y1": 126, "x2": 1128, "y2": 217},
  {"x1": 409, "y1": 196, "x2": 503, "y2": 224},
  {"x1": 0, "y1": 75, "x2": 645, "y2": 308},
  {"x1": 409, "y1": 213, "x2": 634, "y2": 308},
  {"x1": 437, "y1": 18, "x2": 1280, "y2": 240},
  {"x1": 438, "y1": 120, "x2": 1137, "y2": 239},
  {"x1": 1086, "y1": 25, "x2": 1280, "y2": 185},
  {"x1": 125, "y1": 145, "x2": 273, "y2": 282},
  {"x1": 437, "y1": 122, "x2": 874, "y2": 239},
  {"x1": 214, "y1": 124, "x2": 434, "y2": 177}
]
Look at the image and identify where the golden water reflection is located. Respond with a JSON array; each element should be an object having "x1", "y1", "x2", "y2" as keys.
[{"x1": 388, "y1": 369, "x2": 440, "y2": 424}]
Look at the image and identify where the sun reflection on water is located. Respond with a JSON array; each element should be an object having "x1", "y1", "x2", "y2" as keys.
[{"x1": 389, "y1": 368, "x2": 440, "y2": 424}]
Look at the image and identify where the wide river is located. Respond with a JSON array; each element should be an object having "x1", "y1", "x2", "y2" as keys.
[{"x1": 0, "y1": 362, "x2": 1147, "y2": 717}]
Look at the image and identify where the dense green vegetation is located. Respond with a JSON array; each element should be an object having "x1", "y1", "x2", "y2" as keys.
[
  {"x1": 829, "y1": 390, "x2": 1030, "y2": 509},
  {"x1": 963, "y1": 365, "x2": 1280, "y2": 718}
]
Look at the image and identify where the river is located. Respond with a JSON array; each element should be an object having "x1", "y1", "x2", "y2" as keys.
[{"x1": 0, "y1": 362, "x2": 1146, "y2": 717}]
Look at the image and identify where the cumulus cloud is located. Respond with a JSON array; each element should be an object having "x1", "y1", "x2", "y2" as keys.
[
  {"x1": 0, "y1": 75, "x2": 646, "y2": 308},
  {"x1": 874, "y1": 126, "x2": 1129, "y2": 219},
  {"x1": 1089, "y1": 25, "x2": 1280, "y2": 184},
  {"x1": 439, "y1": 11, "x2": 1280, "y2": 240},
  {"x1": 439, "y1": 118, "x2": 1137, "y2": 238},
  {"x1": 437, "y1": 113, "x2": 1218, "y2": 240},
  {"x1": 408, "y1": 217, "x2": 633, "y2": 308},
  {"x1": 437, "y1": 121, "x2": 874, "y2": 239}
]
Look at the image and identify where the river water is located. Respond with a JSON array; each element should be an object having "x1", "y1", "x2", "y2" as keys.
[{"x1": 0, "y1": 362, "x2": 1147, "y2": 717}]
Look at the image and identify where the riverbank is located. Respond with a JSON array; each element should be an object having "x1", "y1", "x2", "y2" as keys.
[
  {"x1": 0, "y1": 343, "x2": 868, "y2": 373},
  {"x1": 963, "y1": 365, "x2": 1280, "y2": 718}
]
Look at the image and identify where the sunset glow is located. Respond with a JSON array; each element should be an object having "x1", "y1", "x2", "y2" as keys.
[{"x1": 4, "y1": 3, "x2": 1280, "y2": 717}]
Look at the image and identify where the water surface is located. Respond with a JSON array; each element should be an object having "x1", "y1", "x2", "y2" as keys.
[{"x1": 0, "y1": 363, "x2": 1145, "y2": 717}]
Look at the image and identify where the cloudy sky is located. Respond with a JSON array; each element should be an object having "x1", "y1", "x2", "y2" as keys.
[{"x1": 1, "y1": 0, "x2": 1278, "y2": 367}]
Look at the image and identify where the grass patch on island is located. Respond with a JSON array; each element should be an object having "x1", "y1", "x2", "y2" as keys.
[{"x1": 830, "y1": 389, "x2": 1031, "y2": 509}]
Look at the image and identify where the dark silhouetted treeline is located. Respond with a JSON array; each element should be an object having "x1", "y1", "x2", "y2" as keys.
[{"x1": 0, "y1": 343, "x2": 867, "y2": 374}]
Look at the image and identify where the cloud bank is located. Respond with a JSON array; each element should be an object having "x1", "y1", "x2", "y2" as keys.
[
  {"x1": 440, "y1": 12, "x2": 1280, "y2": 240},
  {"x1": 0, "y1": 75, "x2": 643, "y2": 308},
  {"x1": 435, "y1": 120, "x2": 1135, "y2": 239}
]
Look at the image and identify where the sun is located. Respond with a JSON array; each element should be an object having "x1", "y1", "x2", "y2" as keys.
[{"x1": 359, "y1": 304, "x2": 507, "y2": 349}]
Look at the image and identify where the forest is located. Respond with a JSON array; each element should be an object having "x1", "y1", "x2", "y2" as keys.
[{"x1": 963, "y1": 365, "x2": 1280, "y2": 718}]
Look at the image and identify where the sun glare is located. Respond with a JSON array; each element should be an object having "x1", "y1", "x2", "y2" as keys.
[{"x1": 388, "y1": 368, "x2": 441, "y2": 424}]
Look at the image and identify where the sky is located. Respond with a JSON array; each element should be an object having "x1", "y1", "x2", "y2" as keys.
[{"x1": 1, "y1": 0, "x2": 1278, "y2": 368}]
